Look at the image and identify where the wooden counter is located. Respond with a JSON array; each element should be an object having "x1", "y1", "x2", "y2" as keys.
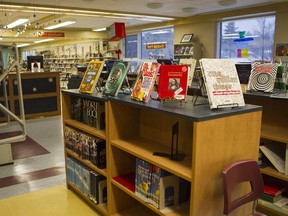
[{"x1": 0, "y1": 71, "x2": 61, "y2": 119}]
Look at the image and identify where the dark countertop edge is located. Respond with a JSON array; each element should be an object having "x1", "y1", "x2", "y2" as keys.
[{"x1": 61, "y1": 89, "x2": 262, "y2": 122}]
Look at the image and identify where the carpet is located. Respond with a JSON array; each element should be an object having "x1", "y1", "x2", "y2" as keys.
[{"x1": 0, "y1": 131, "x2": 50, "y2": 160}]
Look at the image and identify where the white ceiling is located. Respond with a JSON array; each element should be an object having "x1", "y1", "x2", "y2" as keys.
[{"x1": 0, "y1": 0, "x2": 288, "y2": 45}]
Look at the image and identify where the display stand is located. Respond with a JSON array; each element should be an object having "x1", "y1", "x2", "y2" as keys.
[
  {"x1": 192, "y1": 73, "x2": 208, "y2": 106},
  {"x1": 0, "y1": 44, "x2": 26, "y2": 165},
  {"x1": 153, "y1": 122, "x2": 185, "y2": 161}
]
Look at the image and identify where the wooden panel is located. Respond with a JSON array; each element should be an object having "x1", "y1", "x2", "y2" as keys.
[{"x1": 191, "y1": 111, "x2": 262, "y2": 216}]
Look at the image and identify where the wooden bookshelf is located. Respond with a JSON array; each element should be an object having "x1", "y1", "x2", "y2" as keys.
[
  {"x1": 244, "y1": 93, "x2": 288, "y2": 216},
  {"x1": 62, "y1": 89, "x2": 262, "y2": 215}
]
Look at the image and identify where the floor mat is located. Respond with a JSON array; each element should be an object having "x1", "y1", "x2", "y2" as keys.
[{"x1": 0, "y1": 131, "x2": 50, "y2": 160}]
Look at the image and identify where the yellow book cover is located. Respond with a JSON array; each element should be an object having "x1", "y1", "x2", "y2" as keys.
[{"x1": 79, "y1": 61, "x2": 104, "y2": 94}]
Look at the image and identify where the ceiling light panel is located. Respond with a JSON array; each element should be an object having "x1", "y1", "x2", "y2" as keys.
[{"x1": 44, "y1": 21, "x2": 76, "y2": 30}]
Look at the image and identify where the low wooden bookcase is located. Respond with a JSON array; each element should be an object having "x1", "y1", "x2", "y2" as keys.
[{"x1": 62, "y1": 89, "x2": 262, "y2": 216}]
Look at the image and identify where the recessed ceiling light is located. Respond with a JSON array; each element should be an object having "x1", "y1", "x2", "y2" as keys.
[
  {"x1": 218, "y1": 0, "x2": 237, "y2": 6},
  {"x1": 182, "y1": 7, "x2": 197, "y2": 13},
  {"x1": 146, "y1": 3, "x2": 164, "y2": 9}
]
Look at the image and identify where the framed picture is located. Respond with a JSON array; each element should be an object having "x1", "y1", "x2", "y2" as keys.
[{"x1": 181, "y1": 34, "x2": 194, "y2": 43}]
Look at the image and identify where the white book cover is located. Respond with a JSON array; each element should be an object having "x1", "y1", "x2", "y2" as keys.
[
  {"x1": 179, "y1": 58, "x2": 197, "y2": 86},
  {"x1": 259, "y1": 143, "x2": 285, "y2": 174},
  {"x1": 199, "y1": 58, "x2": 245, "y2": 109}
]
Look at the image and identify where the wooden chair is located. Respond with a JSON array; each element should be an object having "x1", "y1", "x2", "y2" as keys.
[{"x1": 222, "y1": 159, "x2": 267, "y2": 216}]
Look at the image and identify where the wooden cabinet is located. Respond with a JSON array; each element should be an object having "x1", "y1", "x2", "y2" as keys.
[
  {"x1": 244, "y1": 93, "x2": 288, "y2": 216},
  {"x1": 174, "y1": 43, "x2": 201, "y2": 60},
  {"x1": 0, "y1": 71, "x2": 61, "y2": 119},
  {"x1": 61, "y1": 89, "x2": 262, "y2": 216}
]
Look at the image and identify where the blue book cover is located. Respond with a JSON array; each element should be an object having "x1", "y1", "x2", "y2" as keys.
[{"x1": 135, "y1": 158, "x2": 152, "y2": 202}]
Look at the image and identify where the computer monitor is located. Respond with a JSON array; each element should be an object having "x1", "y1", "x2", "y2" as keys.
[{"x1": 27, "y1": 55, "x2": 43, "y2": 72}]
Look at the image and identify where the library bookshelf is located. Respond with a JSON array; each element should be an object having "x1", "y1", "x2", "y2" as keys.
[
  {"x1": 62, "y1": 89, "x2": 262, "y2": 216},
  {"x1": 244, "y1": 93, "x2": 288, "y2": 216}
]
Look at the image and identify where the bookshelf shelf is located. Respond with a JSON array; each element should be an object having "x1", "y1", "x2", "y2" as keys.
[
  {"x1": 111, "y1": 137, "x2": 192, "y2": 182},
  {"x1": 173, "y1": 43, "x2": 201, "y2": 61},
  {"x1": 244, "y1": 93, "x2": 288, "y2": 216},
  {"x1": 67, "y1": 182, "x2": 108, "y2": 215},
  {"x1": 65, "y1": 148, "x2": 107, "y2": 177},
  {"x1": 62, "y1": 89, "x2": 262, "y2": 216}
]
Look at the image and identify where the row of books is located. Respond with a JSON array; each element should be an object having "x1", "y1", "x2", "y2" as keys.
[
  {"x1": 64, "y1": 126, "x2": 106, "y2": 169},
  {"x1": 79, "y1": 59, "x2": 197, "y2": 103},
  {"x1": 71, "y1": 96, "x2": 105, "y2": 130},
  {"x1": 134, "y1": 158, "x2": 190, "y2": 210},
  {"x1": 66, "y1": 157, "x2": 107, "y2": 204}
]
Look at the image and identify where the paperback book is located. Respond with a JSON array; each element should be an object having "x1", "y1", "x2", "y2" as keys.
[
  {"x1": 157, "y1": 64, "x2": 189, "y2": 101},
  {"x1": 131, "y1": 62, "x2": 161, "y2": 103},
  {"x1": 199, "y1": 58, "x2": 245, "y2": 109},
  {"x1": 103, "y1": 61, "x2": 131, "y2": 96},
  {"x1": 79, "y1": 61, "x2": 104, "y2": 94}
]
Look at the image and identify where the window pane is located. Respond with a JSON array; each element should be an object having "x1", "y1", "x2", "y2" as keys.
[
  {"x1": 125, "y1": 35, "x2": 138, "y2": 58},
  {"x1": 219, "y1": 15, "x2": 275, "y2": 63},
  {"x1": 141, "y1": 28, "x2": 174, "y2": 59}
]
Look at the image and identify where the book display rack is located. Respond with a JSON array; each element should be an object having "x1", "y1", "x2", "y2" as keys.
[
  {"x1": 244, "y1": 92, "x2": 288, "y2": 216},
  {"x1": 62, "y1": 89, "x2": 262, "y2": 216}
]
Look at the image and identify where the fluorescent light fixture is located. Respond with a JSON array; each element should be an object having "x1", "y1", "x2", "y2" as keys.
[
  {"x1": 44, "y1": 21, "x2": 76, "y2": 30},
  {"x1": 0, "y1": 37, "x2": 2, "y2": 41},
  {"x1": 34, "y1": 38, "x2": 54, "y2": 44},
  {"x1": 17, "y1": 43, "x2": 30, "y2": 47},
  {"x1": 6, "y1": 18, "x2": 29, "y2": 28},
  {"x1": 92, "y1": 27, "x2": 107, "y2": 32}
]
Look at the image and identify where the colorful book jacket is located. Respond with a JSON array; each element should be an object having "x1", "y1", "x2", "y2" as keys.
[
  {"x1": 79, "y1": 61, "x2": 104, "y2": 94},
  {"x1": 131, "y1": 62, "x2": 161, "y2": 103},
  {"x1": 103, "y1": 61, "x2": 131, "y2": 96},
  {"x1": 82, "y1": 98, "x2": 105, "y2": 130},
  {"x1": 247, "y1": 62, "x2": 278, "y2": 93},
  {"x1": 157, "y1": 65, "x2": 189, "y2": 101},
  {"x1": 200, "y1": 58, "x2": 245, "y2": 109},
  {"x1": 135, "y1": 158, "x2": 152, "y2": 202}
]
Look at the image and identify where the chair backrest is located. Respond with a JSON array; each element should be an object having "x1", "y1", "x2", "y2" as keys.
[{"x1": 222, "y1": 159, "x2": 264, "y2": 214}]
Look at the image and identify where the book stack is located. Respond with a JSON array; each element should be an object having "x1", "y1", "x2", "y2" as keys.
[
  {"x1": 70, "y1": 96, "x2": 105, "y2": 130},
  {"x1": 259, "y1": 183, "x2": 288, "y2": 214},
  {"x1": 64, "y1": 126, "x2": 106, "y2": 169},
  {"x1": 66, "y1": 157, "x2": 107, "y2": 204}
]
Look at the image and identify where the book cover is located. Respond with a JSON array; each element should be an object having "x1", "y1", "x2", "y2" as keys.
[
  {"x1": 199, "y1": 58, "x2": 245, "y2": 109},
  {"x1": 264, "y1": 183, "x2": 286, "y2": 196},
  {"x1": 131, "y1": 62, "x2": 161, "y2": 103},
  {"x1": 247, "y1": 62, "x2": 278, "y2": 93},
  {"x1": 90, "y1": 171, "x2": 106, "y2": 204},
  {"x1": 98, "y1": 179, "x2": 107, "y2": 204},
  {"x1": 179, "y1": 58, "x2": 197, "y2": 86},
  {"x1": 259, "y1": 143, "x2": 285, "y2": 174},
  {"x1": 82, "y1": 165, "x2": 91, "y2": 196},
  {"x1": 157, "y1": 65, "x2": 189, "y2": 101},
  {"x1": 103, "y1": 61, "x2": 131, "y2": 96},
  {"x1": 159, "y1": 174, "x2": 179, "y2": 210},
  {"x1": 71, "y1": 96, "x2": 82, "y2": 121},
  {"x1": 135, "y1": 158, "x2": 152, "y2": 202},
  {"x1": 261, "y1": 193, "x2": 282, "y2": 203},
  {"x1": 79, "y1": 61, "x2": 104, "y2": 94},
  {"x1": 89, "y1": 138, "x2": 106, "y2": 169},
  {"x1": 82, "y1": 99, "x2": 105, "y2": 130}
]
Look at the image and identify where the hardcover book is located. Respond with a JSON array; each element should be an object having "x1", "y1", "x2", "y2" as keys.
[
  {"x1": 103, "y1": 61, "x2": 131, "y2": 96},
  {"x1": 131, "y1": 62, "x2": 161, "y2": 103},
  {"x1": 157, "y1": 65, "x2": 189, "y2": 101},
  {"x1": 247, "y1": 62, "x2": 278, "y2": 93},
  {"x1": 82, "y1": 99, "x2": 105, "y2": 130},
  {"x1": 179, "y1": 58, "x2": 197, "y2": 86},
  {"x1": 79, "y1": 61, "x2": 104, "y2": 94},
  {"x1": 135, "y1": 158, "x2": 152, "y2": 202},
  {"x1": 199, "y1": 58, "x2": 245, "y2": 109}
]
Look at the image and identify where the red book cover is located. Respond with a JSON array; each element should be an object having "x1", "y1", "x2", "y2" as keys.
[
  {"x1": 264, "y1": 183, "x2": 286, "y2": 196},
  {"x1": 157, "y1": 65, "x2": 189, "y2": 101}
]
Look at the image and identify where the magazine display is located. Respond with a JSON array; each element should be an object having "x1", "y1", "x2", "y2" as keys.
[
  {"x1": 79, "y1": 61, "x2": 104, "y2": 94},
  {"x1": 199, "y1": 58, "x2": 245, "y2": 109},
  {"x1": 131, "y1": 62, "x2": 161, "y2": 103},
  {"x1": 102, "y1": 61, "x2": 131, "y2": 96}
]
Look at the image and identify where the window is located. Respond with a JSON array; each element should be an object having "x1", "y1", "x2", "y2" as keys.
[
  {"x1": 125, "y1": 34, "x2": 138, "y2": 58},
  {"x1": 141, "y1": 28, "x2": 174, "y2": 59},
  {"x1": 218, "y1": 15, "x2": 276, "y2": 63}
]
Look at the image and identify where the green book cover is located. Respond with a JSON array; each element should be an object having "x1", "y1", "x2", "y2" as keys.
[{"x1": 103, "y1": 61, "x2": 130, "y2": 96}]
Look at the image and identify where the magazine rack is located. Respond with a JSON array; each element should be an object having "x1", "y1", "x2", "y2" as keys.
[{"x1": 0, "y1": 44, "x2": 26, "y2": 163}]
